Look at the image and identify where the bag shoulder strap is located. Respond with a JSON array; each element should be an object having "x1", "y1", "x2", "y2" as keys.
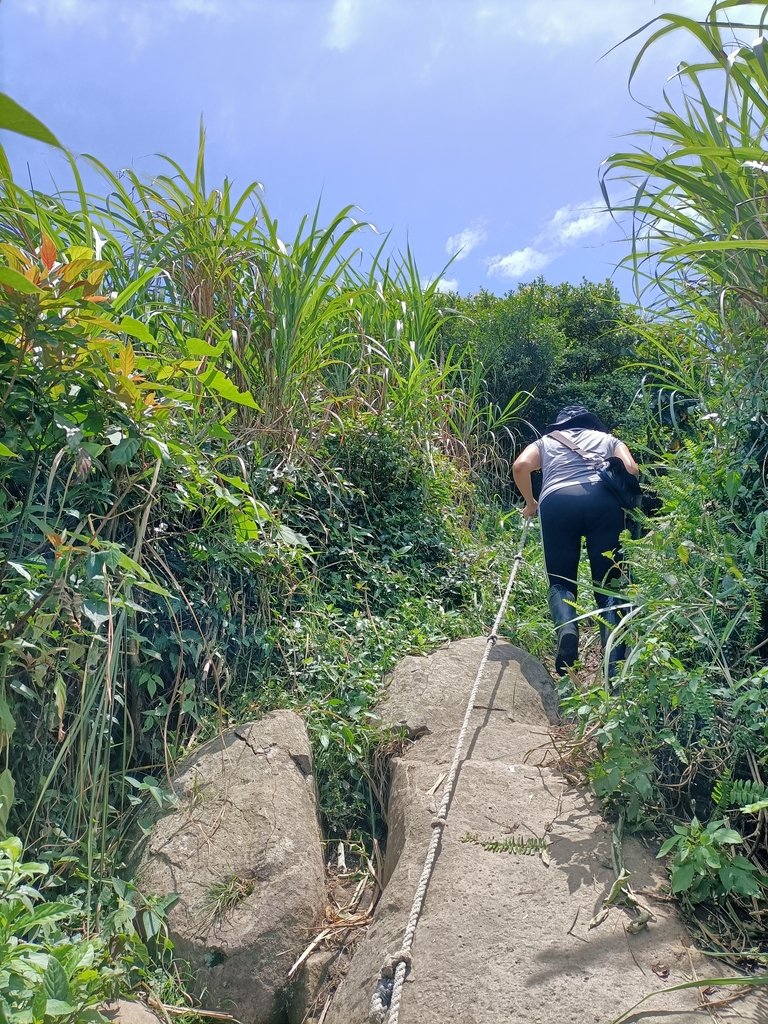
[{"x1": 549, "y1": 430, "x2": 597, "y2": 464}]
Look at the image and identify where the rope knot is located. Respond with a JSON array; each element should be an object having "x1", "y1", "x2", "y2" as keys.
[
  {"x1": 431, "y1": 815, "x2": 447, "y2": 830},
  {"x1": 383, "y1": 949, "x2": 412, "y2": 978}
]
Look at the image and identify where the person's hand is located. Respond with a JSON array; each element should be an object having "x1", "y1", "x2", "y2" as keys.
[{"x1": 522, "y1": 501, "x2": 538, "y2": 519}]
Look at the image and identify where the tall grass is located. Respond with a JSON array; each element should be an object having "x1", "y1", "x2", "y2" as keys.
[
  {"x1": 0, "y1": 134, "x2": 525, "y2": 883},
  {"x1": 583, "y1": 1, "x2": 768, "y2": 959},
  {"x1": 602, "y1": 0, "x2": 768, "y2": 315}
]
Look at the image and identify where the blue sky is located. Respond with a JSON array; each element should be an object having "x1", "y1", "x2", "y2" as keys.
[{"x1": 0, "y1": 0, "x2": 718, "y2": 300}]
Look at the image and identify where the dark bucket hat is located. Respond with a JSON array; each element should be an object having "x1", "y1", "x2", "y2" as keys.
[{"x1": 546, "y1": 404, "x2": 607, "y2": 433}]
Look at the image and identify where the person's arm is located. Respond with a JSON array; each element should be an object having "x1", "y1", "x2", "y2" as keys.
[
  {"x1": 512, "y1": 443, "x2": 542, "y2": 518},
  {"x1": 614, "y1": 441, "x2": 639, "y2": 478}
]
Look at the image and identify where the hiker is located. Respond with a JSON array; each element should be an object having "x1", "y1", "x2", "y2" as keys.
[{"x1": 512, "y1": 405, "x2": 639, "y2": 678}]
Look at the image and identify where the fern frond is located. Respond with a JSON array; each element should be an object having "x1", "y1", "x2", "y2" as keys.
[
  {"x1": 713, "y1": 775, "x2": 768, "y2": 810},
  {"x1": 461, "y1": 832, "x2": 547, "y2": 856},
  {"x1": 730, "y1": 778, "x2": 768, "y2": 808}
]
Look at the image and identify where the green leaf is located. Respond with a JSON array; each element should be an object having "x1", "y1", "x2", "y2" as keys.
[
  {"x1": 44, "y1": 1000, "x2": 77, "y2": 1017},
  {"x1": 201, "y1": 369, "x2": 261, "y2": 409},
  {"x1": 111, "y1": 267, "x2": 161, "y2": 312},
  {"x1": 633, "y1": 772, "x2": 653, "y2": 799},
  {"x1": 109, "y1": 436, "x2": 141, "y2": 466},
  {"x1": 0, "y1": 265, "x2": 43, "y2": 294},
  {"x1": 119, "y1": 315, "x2": 155, "y2": 346},
  {"x1": 740, "y1": 798, "x2": 768, "y2": 814},
  {"x1": 671, "y1": 860, "x2": 695, "y2": 893},
  {"x1": 43, "y1": 957, "x2": 71, "y2": 1003},
  {"x1": 724, "y1": 470, "x2": 741, "y2": 500},
  {"x1": 0, "y1": 835, "x2": 23, "y2": 860},
  {"x1": 0, "y1": 768, "x2": 14, "y2": 836},
  {"x1": 232, "y1": 509, "x2": 260, "y2": 543},
  {"x1": 0, "y1": 93, "x2": 60, "y2": 146},
  {"x1": 730, "y1": 855, "x2": 760, "y2": 872},
  {"x1": 16, "y1": 901, "x2": 75, "y2": 930},
  {"x1": 0, "y1": 691, "x2": 15, "y2": 745},
  {"x1": 82, "y1": 601, "x2": 111, "y2": 630},
  {"x1": 186, "y1": 336, "x2": 226, "y2": 357},
  {"x1": 701, "y1": 846, "x2": 722, "y2": 870},
  {"x1": 657, "y1": 833, "x2": 682, "y2": 857},
  {"x1": 32, "y1": 985, "x2": 47, "y2": 1023},
  {"x1": 142, "y1": 908, "x2": 162, "y2": 939},
  {"x1": 7, "y1": 561, "x2": 31, "y2": 580},
  {"x1": 659, "y1": 731, "x2": 689, "y2": 765},
  {"x1": 133, "y1": 579, "x2": 173, "y2": 598},
  {"x1": 719, "y1": 861, "x2": 760, "y2": 897},
  {"x1": 710, "y1": 827, "x2": 742, "y2": 845},
  {"x1": 277, "y1": 524, "x2": 311, "y2": 549},
  {"x1": 0, "y1": 443, "x2": 19, "y2": 458}
]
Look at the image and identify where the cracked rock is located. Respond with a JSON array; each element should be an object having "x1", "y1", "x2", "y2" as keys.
[{"x1": 138, "y1": 710, "x2": 326, "y2": 1024}]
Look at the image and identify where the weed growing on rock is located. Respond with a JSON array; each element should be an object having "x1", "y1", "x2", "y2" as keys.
[
  {"x1": 461, "y1": 833, "x2": 548, "y2": 856},
  {"x1": 199, "y1": 876, "x2": 257, "y2": 926}
]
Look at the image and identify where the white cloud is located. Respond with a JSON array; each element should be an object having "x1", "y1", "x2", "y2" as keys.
[
  {"x1": 487, "y1": 247, "x2": 552, "y2": 280},
  {"x1": 445, "y1": 223, "x2": 487, "y2": 261},
  {"x1": 435, "y1": 276, "x2": 459, "y2": 293},
  {"x1": 486, "y1": 197, "x2": 612, "y2": 282},
  {"x1": 325, "y1": 0, "x2": 364, "y2": 50},
  {"x1": 542, "y1": 199, "x2": 611, "y2": 245}
]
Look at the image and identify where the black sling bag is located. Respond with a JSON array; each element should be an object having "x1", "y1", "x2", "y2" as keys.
[{"x1": 550, "y1": 431, "x2": 642, "y2": 511}]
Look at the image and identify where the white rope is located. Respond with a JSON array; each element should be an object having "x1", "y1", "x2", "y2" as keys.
[{"x1": 370, "y1": 518, "x2": 532, "y2": 1024}]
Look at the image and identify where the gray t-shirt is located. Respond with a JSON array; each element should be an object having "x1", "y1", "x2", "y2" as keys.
[{"x1": 535, "y1": 428, "x2": 619, "y2": 504}]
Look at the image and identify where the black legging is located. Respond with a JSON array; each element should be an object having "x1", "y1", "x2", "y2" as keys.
[{"x1": 539, "y1": 480, "x2": 625, "y2": 597}]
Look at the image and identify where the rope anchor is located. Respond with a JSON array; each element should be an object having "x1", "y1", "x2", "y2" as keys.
[{"x1": 368, "y1": 518, "x2": 532, "y2": 1024}]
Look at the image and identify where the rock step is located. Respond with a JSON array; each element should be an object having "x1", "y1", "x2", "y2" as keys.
[{"x1": 325, "y1": 638, "x2": 762, "y2": 1024}]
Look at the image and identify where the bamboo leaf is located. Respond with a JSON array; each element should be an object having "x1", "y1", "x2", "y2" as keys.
[
  {"x1": 111, "y1": 267, "x2": 162, "y2": 312},
  {"x1": 0, "y1": 93, "x2": 60, "y2": 146},
  {"x1": 611, "y1": 973, "x2": 768, "y2": 1024}
]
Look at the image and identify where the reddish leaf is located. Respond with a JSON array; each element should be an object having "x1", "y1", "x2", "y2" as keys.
[{"x1": 40, "y1": 233, "x2": 56, "y2": 271}]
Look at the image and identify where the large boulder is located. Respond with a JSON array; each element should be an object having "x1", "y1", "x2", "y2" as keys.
[
  {"x1": 139, "y1": 710, "x2": 326, "y2": 1024},
  {"x1": 326, "y1": 638, "x2": 763, "y2": 1024}
]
